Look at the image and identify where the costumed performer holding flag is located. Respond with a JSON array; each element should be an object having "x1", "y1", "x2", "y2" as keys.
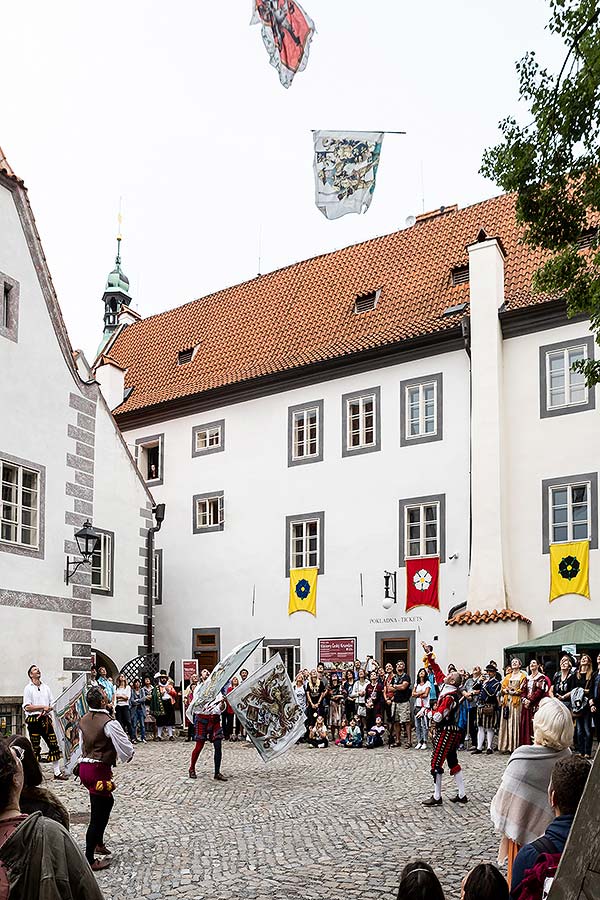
[
  {"x1": 421, "y1": 640, "x2": 468, "y2": 807},
  {"x1": 187, "y1": 673, "x2": 228, "y2": 782}
]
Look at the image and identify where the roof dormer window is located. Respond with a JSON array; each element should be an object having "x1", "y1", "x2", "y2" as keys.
[
  {"x1": 178, "y1": 347, "x2": 195, "y2": 365},
  {"x1": 451, "y1": 265, "x2": 469, "y2": 286},
  {"x1": 354, "y1": 289, "x2": 380, "y2": 314},
  {"x1": 576, "y1": 228, "x2": 598, "y2": 251}
]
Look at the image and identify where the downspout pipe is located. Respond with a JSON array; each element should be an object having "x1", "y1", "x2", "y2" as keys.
[{"x1": 146, "y1": 503, "x2": 165, "y2": 655}]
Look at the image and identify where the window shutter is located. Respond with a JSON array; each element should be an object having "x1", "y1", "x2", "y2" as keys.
[{"x1": 218, "y1": 495, "x2": 224, "y2": 526}]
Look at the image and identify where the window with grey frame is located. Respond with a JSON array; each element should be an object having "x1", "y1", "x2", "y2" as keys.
[
  {"x1": 542, "y1": 473, "x2": 598, "y2": 553},
  {"x1": 0, "y1": 272, "x2": 19, "y2": 343},
  {"x1": 288, "y1": 400, "x2": 323, "y2": 466},
  {"x1": 0, "y1": 459, "x2": 40, "y2": 549},
  {"x1": 400, "y1": 373, "x2": 443, "y2": 446},
  {"x1": 285, "y1": 512, "x2": 325, "y2": 574},
  {"x1": 135, "y1": 434, "x2": 164, "y2": 485},
  {"x1": 342, "y1": 387, "x2": 381, "y2": 457},
  {"x1": 539, "y1": 336, "x2": 595, "y2": 418},
  {"x1": 91, "y1": 530, "x2": 114, "y2": 595},
  {"x1": 398, "y1": 494, "x2": 446, "y2": 566},
  {"x1": 192, "y1": 420, "x2": 225, "y2": 457},
  {"x1": 193, "y1": 492, "x2": 224, "y2": 533}
]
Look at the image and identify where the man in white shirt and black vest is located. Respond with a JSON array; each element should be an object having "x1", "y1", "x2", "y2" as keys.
[
  {"x1": 22, "y1": 664, "x2": 68, "y2": 780},
  {"x1": 78, "y1": 685, "x2": 134, "y2": 871}
]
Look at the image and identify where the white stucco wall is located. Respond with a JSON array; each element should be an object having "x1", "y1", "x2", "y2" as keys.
[
  {"x1": 0, "y1": 177, "x2": 150, "y2": 703},
  {"x1": 503, "y1": 319, "x2": 600, "y2": 636},
  {"x1": 123, "y1": 348, "x2": 471, "y2": 677}
]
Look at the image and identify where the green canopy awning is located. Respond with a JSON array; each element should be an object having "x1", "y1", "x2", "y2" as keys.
[{"x1": 505, "y1": 619, "x2": 600, "y2": 654}]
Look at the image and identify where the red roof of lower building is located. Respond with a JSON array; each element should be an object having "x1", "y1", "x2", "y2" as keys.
[{"x1": 446, "y1": 609, "x2": 532, "y2": 627}]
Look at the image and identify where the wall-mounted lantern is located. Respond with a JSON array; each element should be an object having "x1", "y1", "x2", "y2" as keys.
[
  {"x1": 65, "y1": 520, "x2": 100, "y2": 585},
  {"x1": 383, "y1": 570, "x2": 397, "y2": 610}
]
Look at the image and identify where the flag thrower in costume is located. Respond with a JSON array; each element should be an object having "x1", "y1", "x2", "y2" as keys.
[
  {"x1": 549, "y1": 540, "x2": 590, "y2": 602},
  {"x1": 187, "y1": 636, "x2": 263, "y2": 717},
  {"x1": 421, "y1": 644, "x2": 467, "y2": 806},
  {"x1": 313, "y1": 131, "x2": 384, "y2": 220},
  {"x1": 406, "y1": 557, "x2": 440, "y2": 612},
  {"x1": 251, "y1": 0, "x2": 315, "y2": 89},
  {"x1": 227, "y1": 653, "x2": 305, "y2": 762},
  {"x1": 289, "y1": 567, "x2": 318, "y2": 616}
]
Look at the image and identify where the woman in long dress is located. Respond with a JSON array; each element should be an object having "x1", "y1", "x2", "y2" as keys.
[
  {"x1": 498, "y1": 658, "x2": 526, "y2": 753},
  {"x1": 519, "y1": 659, "x2": 548, "y2": 747}
]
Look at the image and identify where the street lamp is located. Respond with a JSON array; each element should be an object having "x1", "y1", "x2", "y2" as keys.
[
  {"x1": 383, "y1": 570, "x2": 397, "y2": 609},
  {"x1": 65, "y1": 521, "x2": 100, "y2": 585}
]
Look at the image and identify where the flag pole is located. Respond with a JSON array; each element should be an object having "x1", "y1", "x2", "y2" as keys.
[
  {"x1": 251, "y1": 584, "x2": 255, "y2": 617},
  {"x1": 311, "y1": 130, "x2": 406, "y2": 135}
]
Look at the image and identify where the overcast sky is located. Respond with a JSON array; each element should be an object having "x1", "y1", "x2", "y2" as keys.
[{"x1": 2, "y1": 1, "x2": 564, "y2": 358}]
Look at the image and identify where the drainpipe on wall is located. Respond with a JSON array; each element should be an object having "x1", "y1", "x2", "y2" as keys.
[{"x1": 146, "y1": 503, "x2": 165, "y2": 655}]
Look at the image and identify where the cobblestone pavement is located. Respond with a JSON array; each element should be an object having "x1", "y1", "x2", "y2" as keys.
[{"x1": 51, "y1": 739, "x2": 507, "y2": 900}]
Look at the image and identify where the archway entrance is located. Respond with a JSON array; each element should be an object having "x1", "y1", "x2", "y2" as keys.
[{"x1": 92, "y1": 649, "x2": 118, "y2": 679}]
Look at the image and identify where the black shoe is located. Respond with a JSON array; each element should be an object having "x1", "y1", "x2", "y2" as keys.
[
  {"x1": 188, "y1": 769, "x2": 197, "y2": 779},
  {"x1": 471, "y1": 748, "x2": 482, "y2": 754},
  {"x1": 450, "y1": 795, "x2": 468, "y2": 804},
  {"x1": 486, "y1": 748, "x2": 494, "y2": 755},
  {"x1": 214, "y1": 773, "x2": 228, "y2": 782},
  {"x1": 422, "y1": 796, "x2": 443, "y2": 807}
]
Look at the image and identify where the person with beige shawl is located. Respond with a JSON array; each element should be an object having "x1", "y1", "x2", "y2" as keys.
[{"x1": 490, "y1": 697, "x2": 573, "y2": 887}]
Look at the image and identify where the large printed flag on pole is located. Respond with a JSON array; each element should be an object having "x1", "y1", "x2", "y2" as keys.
[
  {"x1": 549, "y1": 541, "x2": 590, "y2": 602},
  {"x1": 227, "y1": 653, "x2": 305, "y2": 762},
  {"x1": 289, "y1": 567, "x2": 318, "y2": 616},
  {"x1": 406, "y1": 557, "x2": 440, "y2": 612},
  {"x1": 53, "y1": 673, "x2": 88, "y2": 775},
  {"x1": 251, "y1": 0, "x2": 316, "y2": 89},
  {"x1": 187, "y1": 636, "x2": 263, "y2": 718},
  {"x1": 313, "y1": 131, "x2": 384, "y2": 220}
]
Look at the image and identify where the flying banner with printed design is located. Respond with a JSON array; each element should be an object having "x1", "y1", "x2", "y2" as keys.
[{"x1": 251, "y1": 0, "x2": 316, "y2": 89}]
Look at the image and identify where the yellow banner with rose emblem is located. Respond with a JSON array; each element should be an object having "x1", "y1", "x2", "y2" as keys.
[{"x1": 549, "y1": 541, "x2": 590, "y2": 602}]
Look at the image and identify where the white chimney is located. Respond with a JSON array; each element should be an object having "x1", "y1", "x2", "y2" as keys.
[
  {"x1": 95, "y1": 356, "x2": 127, "y2": 412},
  {"x1": 465, "y1": 232, "x2": 509, "y2": 611}
]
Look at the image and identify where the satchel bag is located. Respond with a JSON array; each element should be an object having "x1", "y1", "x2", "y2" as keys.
[{"x1": 482, "y1": 703, "x2": 496, "y2": 717}]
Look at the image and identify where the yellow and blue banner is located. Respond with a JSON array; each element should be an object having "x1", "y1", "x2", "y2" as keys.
[
  {"x1": 549, "y1": 541, "x2": 590, "y2": 602},
  {"x1": 289, "y1": 568, "x2": 318, "y2": 616}
]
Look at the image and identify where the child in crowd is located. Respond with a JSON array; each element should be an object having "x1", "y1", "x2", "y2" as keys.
[
  {"x1": 308, "y1": 715, "x2": 328, "y2": 748},
  {"x1": 341, "y1": 718, "x2": 362, "y2": 748},
  {"x1": 366, "y1": 715, "x2": 387, "y2": 748},
  {"x1": 336, "y1": 718, "x2": 348, "y2": 745}
]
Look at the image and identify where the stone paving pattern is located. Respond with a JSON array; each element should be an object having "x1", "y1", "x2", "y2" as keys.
[{"x1": 52, "y1": 740, "x2": 507, "y2": 900}]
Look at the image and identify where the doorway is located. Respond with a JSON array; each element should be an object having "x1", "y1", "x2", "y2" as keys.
[
  {"x1": 192, "y1": 628, "x2": 221, "y2": 672},
  {"x1": 93, "y1": 650, "x2": 118, "y2": 680},
  {"x1": 262, "y1": 639, "x2": 300, "y2": 681},
  {"x1": 375, "y1": 631, "x2": 416, "y2": 678}
]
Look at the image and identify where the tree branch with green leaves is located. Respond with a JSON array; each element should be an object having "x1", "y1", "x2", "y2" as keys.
[{"x1": 481, "y1": 0, "x2": 600, "y2": 385}]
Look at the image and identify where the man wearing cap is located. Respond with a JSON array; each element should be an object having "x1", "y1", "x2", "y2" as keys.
[
  {"x1": 472, "y1": 663, "x2": 501, "y2": 755},
  {"x1": 421, "y1": 642, "x2": 467, "y2": 807},
  {"x1": 150, "y1": 670, "x2": 177, "y2": 741}
]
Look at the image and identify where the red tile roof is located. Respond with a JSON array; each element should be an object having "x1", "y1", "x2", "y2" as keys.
[
  {"x1": 109, "y1": 192, "x2": 555, "y2": 420},
  {"x1": 446, "y1": 609, "x2": 532, "y2": 627}
]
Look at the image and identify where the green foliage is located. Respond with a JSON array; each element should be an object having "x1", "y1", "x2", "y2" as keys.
[{"x1": 481, "y1": 0, "x2": 600, "y2": 384}]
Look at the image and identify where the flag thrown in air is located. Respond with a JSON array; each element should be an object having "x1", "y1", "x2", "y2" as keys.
[
  {"x1": 313, "y1": 131, "x2": 384, "y2": 220},
  {"x1": 251, "y1": 0, "x2": 315, "y2": 89},
  {"x1": 227, "y1": 653, "x2": 305, "y2": 762},
  {"x1": 187, "y1": 636, "x2": 263, "y2": 719}
]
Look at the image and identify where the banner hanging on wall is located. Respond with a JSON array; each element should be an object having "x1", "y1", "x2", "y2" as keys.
[
  {"x1": 289, "y1": 568, "x2": 318, "y2": 616},
  {"x1": 405, "y1": 557, "x2": 440, "y2": 612},
  {"x1": 549, "y1": 541, "x2": 590, "y2": 602}
]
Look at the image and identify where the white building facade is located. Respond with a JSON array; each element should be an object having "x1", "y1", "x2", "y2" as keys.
[
  {"x1": 0, "y1": 150, "x2": 154, "y2": 727},
  {"x1": 104, "y1": 196, "x2": 599, "y2": 677}
]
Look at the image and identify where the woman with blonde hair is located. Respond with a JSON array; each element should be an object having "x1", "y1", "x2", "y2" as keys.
[
  {"x1": 490, "y1": 697, "x2": 572, "y2": 888},
  {"x1": 498, "y1": 658, "x2": 526, "y2": 753}
]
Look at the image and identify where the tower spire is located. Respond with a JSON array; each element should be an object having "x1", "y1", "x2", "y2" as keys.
[{"x1": 97, "y1": 201, "x2": 133, "y2": 356}]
